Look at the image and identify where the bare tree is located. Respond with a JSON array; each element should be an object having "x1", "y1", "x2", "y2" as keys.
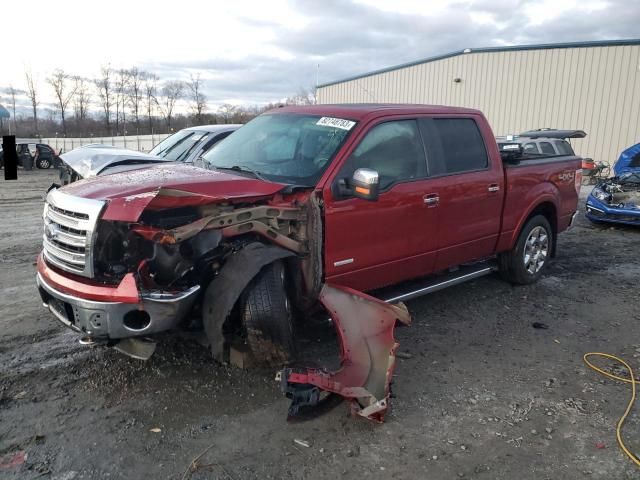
[
  {"x1": 158, "y1": 80, "x2": 184, "y2": 130},
  {"x1": 187, "y1": 73, "x2": 207, "y2": 123},
  {"x1": 24, "y1": 70, "x2": 39, "y2": 134},
  {"x1": 73, "y1": 77, "x2": 91, "y2": 133},
  {"x1": 8, "y1": 85, "x2": 17, "y2": 133},
  {"x1": 285, "y1": 87, "x2": 316, "y2": 106},
  {"x1": 217, "y1": 104, "x2": 237, "y2": 124},
  {"x1": 47, "y1": 69, "x2": 77, "y2": 136},
  {"x1": 114, "y1": 69, "x2": 130, "y2": 135},
  {"x1": 95, "y1": 65, "x2": 113, "y2": 134},
  {"x1": 144, "y1": 73, "x2": 158, "y2": 134},
  {"x1": 127, "y1": 67, "x2": 144, "y2": 133}
]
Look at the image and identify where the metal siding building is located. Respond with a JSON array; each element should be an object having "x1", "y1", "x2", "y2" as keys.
[{"x1": 317, "y1": 40, "x2": 640, "y2": 164}]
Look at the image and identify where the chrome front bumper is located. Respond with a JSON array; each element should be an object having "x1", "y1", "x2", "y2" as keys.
[{"x1": 37, "y1": 272, "x2": 201, "y2": 339}]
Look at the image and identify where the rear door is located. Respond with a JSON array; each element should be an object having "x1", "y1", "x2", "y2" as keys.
[
  {"x1": 418, "y1": 117, "x2": 504, "y2": 270},
  {"x1": 323, "y1": 118, "x2": 439, "y2": 291}
]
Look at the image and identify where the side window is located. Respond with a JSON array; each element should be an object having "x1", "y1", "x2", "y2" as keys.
[
  {"x1": 539, "y1": 141, "x2": 555, "y2": 155},
  {"x1": 524, "y1": 142, "x2": 539, "y2": 154},
  {"x1": 198, "y1": 132, "x2": 234, "y2": 158},
  {"x1": 630, "y1": 152, "x2": 640, "y2": 168},
  {"x1": 209, "y1": 131, "x2": 233, "y2": 148},
  {"x1": 341, "y1": 120, "x2": 426, "y2": 190},
  {"x1": 430, "y1": 118, "x2": 488, "y2": 175}
]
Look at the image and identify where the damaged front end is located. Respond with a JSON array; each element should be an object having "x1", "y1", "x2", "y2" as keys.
[
  {"x1": 37, "y1": 179, "x2": 312, "y2": 359},
  {"x1": 38, "y1": 166, "x2": 413, "y2": 422},
  {"x1": 586, "y1": 172, "x2": 640, "y2": 226},
  {"x1": 278, "y1": 284, "x2": 411, "y2": 423}
]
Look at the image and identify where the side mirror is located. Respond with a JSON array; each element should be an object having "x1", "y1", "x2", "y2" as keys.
[{"x1": 352, "y1": 168, "x2": 379, "y2": 201}]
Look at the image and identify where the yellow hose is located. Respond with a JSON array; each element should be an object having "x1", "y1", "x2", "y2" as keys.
[{"x1": 583, "y1": 352, "x2": 640, "y2": 467}]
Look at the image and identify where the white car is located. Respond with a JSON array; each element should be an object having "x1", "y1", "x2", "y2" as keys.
[{"x1": 59, "y1": 124, "x2": 242, "y2": 184}]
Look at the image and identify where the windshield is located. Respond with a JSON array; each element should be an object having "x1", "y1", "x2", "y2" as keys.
[
  {"x1": 201, "y1": 113, "x2": 355, "y2": 185},
  {"x1": 149, "y1": 130, "x2": 209, "y2": 161}
]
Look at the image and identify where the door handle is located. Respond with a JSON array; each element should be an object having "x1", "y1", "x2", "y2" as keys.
[
  {"x1": 423, "y1": 193, "x2": 439, "y2": 207},
  {"x1": 488, "y1": 184, "x2": 500, "y2": 192}
]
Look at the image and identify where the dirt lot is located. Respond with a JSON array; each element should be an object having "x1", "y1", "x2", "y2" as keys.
[{"x1": 1, "y1": 169, "x2": 639, "y2": 479}]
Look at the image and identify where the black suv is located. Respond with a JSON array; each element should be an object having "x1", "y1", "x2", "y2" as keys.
[{"x1": 0, "y1": 143, "x2": 61, "y2": 170}]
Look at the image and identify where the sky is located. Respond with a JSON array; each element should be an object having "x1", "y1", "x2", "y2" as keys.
[{"x1": 1, "y1": 0, "x2": 639, "y2": 116}]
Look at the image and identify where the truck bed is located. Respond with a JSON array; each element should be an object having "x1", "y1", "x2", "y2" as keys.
[{"x1": 497, "y1": 154, "x2": 582, "y2": 252}]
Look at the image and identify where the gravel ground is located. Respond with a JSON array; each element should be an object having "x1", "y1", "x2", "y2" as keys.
[{"x1": 1, "y1": 169, "x2": 639, "y2": 479}]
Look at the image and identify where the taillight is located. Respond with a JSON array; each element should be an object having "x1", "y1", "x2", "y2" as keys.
[{"x1": 575, "y1": 169, "x2": 582, "y2": 194}]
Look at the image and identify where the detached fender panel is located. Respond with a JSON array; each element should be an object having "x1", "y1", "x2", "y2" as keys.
[{"x1": 279, "y1": 284, "x2": 411, "y2": 422}]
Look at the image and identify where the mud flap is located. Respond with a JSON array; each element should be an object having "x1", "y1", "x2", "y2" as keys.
[{"x1": 277, "y1": 284, "x2": 411, "y2": 422}]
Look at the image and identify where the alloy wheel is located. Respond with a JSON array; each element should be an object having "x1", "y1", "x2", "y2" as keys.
[{"x1": 523, "y1": 226, "x2": 549, "y2": 274}]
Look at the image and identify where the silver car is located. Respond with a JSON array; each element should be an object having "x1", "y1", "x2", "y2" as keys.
[{"x1": 59, "y1": 124, "x2": 241, "y2": 184}]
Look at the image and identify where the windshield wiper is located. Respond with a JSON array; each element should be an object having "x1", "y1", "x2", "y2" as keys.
[{"x1": 213, "y1": 165, "x2": 269, "y2": 182}]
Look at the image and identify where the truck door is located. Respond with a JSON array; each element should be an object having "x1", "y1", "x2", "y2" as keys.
[
  {"x1": 418, "y1": 117, "x2": 503, "y2": 270},
  {"x1": 323, "y1": 119, "x2": 439, "y2": 292}
]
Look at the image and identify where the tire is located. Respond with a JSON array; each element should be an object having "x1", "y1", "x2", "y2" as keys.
[
  {"x1": 240, "y1": 260, "x2": 295, "y2": 365},
  {"x1": 37, "y1": 157, "x2": 51, "y2": 169},
  {"x1": 499, "y1": 215, "x2": 553, "y2": 285}
]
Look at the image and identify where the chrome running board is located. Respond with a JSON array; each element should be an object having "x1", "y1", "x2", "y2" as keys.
[{"x1": 376, "y1": 264, "x2": 497, "y2": 304}]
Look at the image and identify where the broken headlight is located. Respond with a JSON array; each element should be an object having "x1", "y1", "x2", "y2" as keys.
[{"x1": 591, "y1": 187, "x2": 612, "y2": 203}]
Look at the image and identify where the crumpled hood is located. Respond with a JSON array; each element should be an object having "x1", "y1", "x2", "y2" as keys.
[
  {"x1": 60, "y1": 146, "x2": 172, "y2": 178},
  {"x1": 613, "y1": 142, "x2": 640, "y2": 176},
  {"x1": 61, "y1": 163, "x2": 286, "y2": 222}
]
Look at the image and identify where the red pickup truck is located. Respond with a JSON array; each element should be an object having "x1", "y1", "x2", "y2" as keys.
[{"x1": 37, "y1": 104, "x2": 580, "y2": 418}]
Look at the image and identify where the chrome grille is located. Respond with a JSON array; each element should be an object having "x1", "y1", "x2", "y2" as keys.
[{"x1": 42, "y1": 189, "x2": 105, "y2": 278}]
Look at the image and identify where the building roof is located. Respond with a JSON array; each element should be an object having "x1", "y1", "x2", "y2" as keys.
[
  {"x1": 318, "y1": 38, "x2": 640, "y2": 88},
  {"x1": 269, "y1": 103, "x2": 481, "y2": 121}
]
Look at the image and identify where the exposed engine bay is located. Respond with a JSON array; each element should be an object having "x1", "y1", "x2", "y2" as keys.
[
  {"x1": 93, "y1": 201, "x2": 308, "y2": 288},
  {"x1": 592, "y1": 173, "x2": 640, "y2": 209}
]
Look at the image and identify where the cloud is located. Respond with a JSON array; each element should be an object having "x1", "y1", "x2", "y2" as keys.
[
  {"x1": 145, "y1": 0, "x2": 639, "y2": 105},
  {"x1": 1, "y1": 0, "x2": 638, "y2": 109},
  {"x1": 0, "y1": 87, "x2": 27, "y2": 96}
]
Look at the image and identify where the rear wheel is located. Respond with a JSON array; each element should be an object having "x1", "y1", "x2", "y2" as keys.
[
  {"x1": 499, "y1": 215, "x2": 552, "y2": 285},
  {"x1": 240, "y1": 260, "x2": 295, "y2": 365},
  {"x1": 37, "y1": 157, "x2": 51, "y2": 169}
]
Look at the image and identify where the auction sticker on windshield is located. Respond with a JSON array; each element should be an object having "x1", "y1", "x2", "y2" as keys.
[{"x1": 316, "y1": 117, "x2": 356, "y2": 130}]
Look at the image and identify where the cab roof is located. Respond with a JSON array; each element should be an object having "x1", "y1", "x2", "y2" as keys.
[{"x1": 269, "y1": 103, "x2": 482, "y2": 121}]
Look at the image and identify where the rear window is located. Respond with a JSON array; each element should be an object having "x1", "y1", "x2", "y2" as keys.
[
  {"x1": 554, "y1": 140, "x2": 574, "y2": 155},
  {"x1": 539, "y1": 142, "x2": 556, "y2": 155},
  {"x1": 432, "y1": 118, "x2": 488, "y2": 174}
]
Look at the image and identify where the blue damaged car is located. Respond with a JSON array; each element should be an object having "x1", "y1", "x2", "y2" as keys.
[{"x1": 586, "y1": 142, "x2": 640, "y2": 226}]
